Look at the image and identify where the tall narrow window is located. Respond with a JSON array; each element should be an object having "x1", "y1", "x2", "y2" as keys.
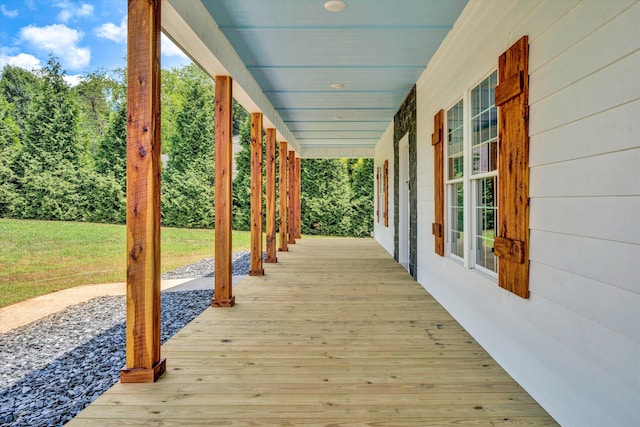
[
  {"x1": 383, "y1": 160, "x2": 389, "y2": 227},
  {"x1": 446, "y1": 100, "x2": 464, "y2": 260},
  {"x1": 471, "y1": 71, "x2": 498, "y2": 274},
  {"x1": 377, "y1": 165, "x2": 384, "y2": 223}
]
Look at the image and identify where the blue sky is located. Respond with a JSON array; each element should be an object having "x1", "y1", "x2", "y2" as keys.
[{"x1": 0, "y1": 0, "x2": 192, "y2": 84}]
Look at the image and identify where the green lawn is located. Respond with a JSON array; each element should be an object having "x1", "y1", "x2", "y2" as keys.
[{"x1": 0, "y1": 219, "x2": 250, "y2": 308}]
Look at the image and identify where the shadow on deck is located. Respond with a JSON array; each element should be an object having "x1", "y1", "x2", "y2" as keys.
[{"x1": 69, "y1": 238, "x2": 557, "y2": 426}]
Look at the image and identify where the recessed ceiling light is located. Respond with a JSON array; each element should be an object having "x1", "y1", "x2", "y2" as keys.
[
  {"x1": 331, "y1": 83, "x2": 344, "y2": 89},
  {"x1": 324, "y1": 0, "x2": 347, "y2": 13},
  {"x1": 333, "y1": 116, "x2": 343, "y2": 120}
]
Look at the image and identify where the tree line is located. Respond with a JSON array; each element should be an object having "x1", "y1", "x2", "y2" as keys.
[{"x1": 0, "y1": 59, "x2": 372, "y2": 236}]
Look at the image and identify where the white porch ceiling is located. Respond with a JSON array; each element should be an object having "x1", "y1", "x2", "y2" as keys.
[{"x1": 163, "y1": 0, "x2": 468, "y2": 158}]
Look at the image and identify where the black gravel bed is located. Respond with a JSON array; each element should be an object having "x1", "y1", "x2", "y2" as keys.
[{"x1": 0, "y1": 251, "x2": 252, "y2": 426}]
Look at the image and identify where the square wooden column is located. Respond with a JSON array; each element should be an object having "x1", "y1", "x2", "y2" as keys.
[
  {"x1": 295, "y1": 157, "x2": 302, "y2": 239},
  {"x1": 278, "y1": 141, "x2": 289, "y2": 252},
  {"x1": 287, "y1": 150, "x2": 296, "y2": 245},
  {"x1": 120, "y1": 0, "x2": 165, "y2": 383},
  {"x1": 265, "y1": 128, "x2": 277, "y2": 263},
  {"x1": 249, "y1": 112, "x2": 264, "y2": 276},
  {"x1": 212, "y1": 75, "x2": 235, "y2": 307}
]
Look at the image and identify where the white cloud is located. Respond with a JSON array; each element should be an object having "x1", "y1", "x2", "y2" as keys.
[
  {"x1": 20, "y1": 24, "x2": 91, "y2": 70},
  {"x1": 0, "y1": 52, "x2": 41, "y2": 70},
  {"x1": 162, "y1": 33, "x2": 188, "y2": 58},
  {"x1": 63, "y1": 74, "x2": 83, "y2": 87},
  {"x1": 95, "y1": 17, "x2": 126, "y2": 43},
  {"x1": 55, "y1": 1, "x2": 93, "y2": 23},
  {"x1": 0, "y1": 4, "x2": 18, "y2": 18}
]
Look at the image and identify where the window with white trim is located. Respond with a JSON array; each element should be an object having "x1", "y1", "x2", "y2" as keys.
[
  {"x1": 446, "y1": 100, "x2": 464, "y2": 260},
  {"x1": 445, "y1": 71, "x2": 498, "y2": 276},
  {"x1": 377, "y1": 165, "x2": 384, "y2": 223}
]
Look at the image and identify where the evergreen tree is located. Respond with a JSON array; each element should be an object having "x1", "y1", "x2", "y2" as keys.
[
  {"x1": 300, "y1": 158, "x2": 352, "y2": 236},
  {"x1": 13, "y1": 57, "x2": 90, "y2": 220},
  {"x1": 347, "y1": 158, "x2": 374, "y2": 237},
  {"x1": 96, "y1": 100, "x2": 127, "y2": 187},
  {"x1": 161, "y1": 69, "x2": 216, "y2": 228},
  {"x1": 90, "y1": 98, "x2": 127, "y2": 223},
  {"x1": 74, "y1": 69, "x2": 121, "y2": 154},
  {"x1": 0, "y1": 93, "x2": 21, "y2": 216},
  {"x1": 22, "y1": 58, "x2": 88, "y2": 170},
  {"x1": 232, "y1": 116, "x2": 252, "y2": 230},
  {"x1": 0, "y1": 65, "x2": 38, "y2": 141}
]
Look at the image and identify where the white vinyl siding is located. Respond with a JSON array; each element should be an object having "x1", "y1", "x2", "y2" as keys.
[
  {"x1": 374, "y1": 122, "x2": 395, "y2": 256},
  {"x1": 406, "y1": 1, "x2": 640, "y2": 426}
]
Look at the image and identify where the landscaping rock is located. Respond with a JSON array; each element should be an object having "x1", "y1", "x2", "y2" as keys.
[{"x1": 0, "y1": 252, "x2": 250, "y2": 427}]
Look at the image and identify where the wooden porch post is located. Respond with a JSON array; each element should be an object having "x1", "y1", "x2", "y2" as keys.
[
  {"x1": 295, "y1": 157, "x2": 302, "y2": 239},
  {"x1": 265, "y1": 128, "x2": 277, "y2": 263},
  {"x1": 249, "y1": 112, "x2": 264, "y2": 276},
  {"x1": 120, "y1": 0, "x2": 165, "y2": 383},
  {"x1": 287, "y1": 150, "x2": 296, "y2": 244},
  {"x1": 278, "y1": 141, "x2": 289, "y2": 252},
  {"x1": 212, "y1": 75, "x2": 235, "y2": 307}
]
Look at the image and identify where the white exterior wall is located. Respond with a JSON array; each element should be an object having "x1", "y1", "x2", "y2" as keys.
[
  {"x1": 373, "y1": 122, "x2": 395, "y2": 256},
  {"x1": 375, "y1": 1, "x2": 640, "y2": 426}
]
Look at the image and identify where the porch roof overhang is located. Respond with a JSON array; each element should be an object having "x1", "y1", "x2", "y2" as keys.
[{"x1": 162, "y1": 0, "x2": 468, "y2": 158}]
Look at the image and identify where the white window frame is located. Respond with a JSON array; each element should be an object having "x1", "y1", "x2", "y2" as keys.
[
  {"x1": 445, "y1": 98, "x2": 465, "y2": 265},
  {"x1": 444, "y1": 69, "x2": 499, "y2": 279},
  {"x1": 377, "y1": 165, "x2": 384, "y2": 224}
]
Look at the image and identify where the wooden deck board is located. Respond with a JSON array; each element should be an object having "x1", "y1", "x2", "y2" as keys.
[{"x1": 69, "y1": 238, "x2": 557, "y2": 426}]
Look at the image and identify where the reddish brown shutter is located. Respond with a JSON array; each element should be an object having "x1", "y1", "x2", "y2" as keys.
[
  {"x1": 376, "y1": 167, "x2": 380, "y2": 223},
  {"x1": 383, "y1": 160, "x2": 389, "y2": 227},
  {"x1": 432, "y1": 109, "x2": 445, "y2": 256},
  {"x1": 494, "y1": 35, "x2": 530, "y2": 298}
]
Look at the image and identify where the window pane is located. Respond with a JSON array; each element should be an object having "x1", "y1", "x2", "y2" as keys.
[
  {"x1": 449, "y1": 183, "x2": 464, "y2": 259},
  {"x1": 472, "y1": 141, "x2": 497, "y2": 174},
  {"x1": 471, "y1": 71, "x2": 498, "y2": 176},
  {"x1": 447, "y1": 100, "x2": 464, "y2": 180},
  {"x1": 474, "y1": 177, "x2": 497, "y2": 273}
]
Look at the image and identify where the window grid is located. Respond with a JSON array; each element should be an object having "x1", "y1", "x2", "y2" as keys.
[
  {"x1": 377, "y1": 165, "x2": 384, "y2": 224},
  {"x1": 444, "y1": 71, "x2": 498, "y2": 278},
  {"x1": 470, "y1": 71, "x2": 498, "y2": 275},
  {"x1": 446, "y1": 99, "x2": 464, "y2": 261}
]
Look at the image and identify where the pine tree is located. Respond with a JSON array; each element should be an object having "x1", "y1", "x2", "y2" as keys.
[
  {"x1": 300, "y1": 158, "x2": 352, "y2": 236},
  {"x1": 0, "y1": 93, "x2": 21, "y2": 216},
  {"x1": 14, "y1": 57, "x2": 90, "y2": 220},
  {"x1": 347, "y1": 158, "x2": 374, "y2": 237},
  {"x1": 0, "y1": 65, "x2": 38, "y2": 141},
  {"x1": 96, "y1": 100, "x2": 127, "y2": 187},
  {"x1": 161, "y1": 68, "x2": 216, "y2": 228},
  {"x1": 232, "y1": 116, "x2": 252, "y2": 230}
]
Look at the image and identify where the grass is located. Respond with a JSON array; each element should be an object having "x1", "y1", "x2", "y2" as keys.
[{"x1": 0, "y1": 218, "x2": 251, "y2": 308}]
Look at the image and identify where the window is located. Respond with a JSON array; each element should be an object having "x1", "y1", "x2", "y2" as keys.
[
  {"x1": 376, "y1": 162, "x2": 389, "y2": 227},
  {"x1": 445, "y1": 71, "x2": 498, "y2": 275},
  {"x1": 376, "y1": 165, "x2": 383, "y2": 223},
  {"x1": 471, "y1": 72, "x2": 498, "y2": 274},
  {"x1": 446, "y1": 100, "x2": 464, "y2": 260},
  {"x1": 433, "y1": 35, "x2": 530, "y2": 297}
]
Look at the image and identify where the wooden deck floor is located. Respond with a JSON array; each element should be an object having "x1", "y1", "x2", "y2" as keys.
[{"x1": 69, "y1": 238, "x2": 557, "y2": 426}]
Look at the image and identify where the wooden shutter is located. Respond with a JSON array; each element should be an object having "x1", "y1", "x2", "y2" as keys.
[
  {"x1": 494, "y1": 35, "x2": 530, "y2": 298},
  {"x1": 432, "y1": 109, "x2": 445, "y2": 256},
  {"x1": 376, "y1": 167, "x2": 380, "y2": 223},
  {"x1": 383, "y1": 160, "x2": 389, "y2": 227}
]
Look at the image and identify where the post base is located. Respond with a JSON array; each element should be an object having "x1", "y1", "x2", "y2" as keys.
[
  {"x1": 120, "y1": 358, "x2": 166, "y2": 383},
  {"x1": 278, "y1": 247, "x2": 289, "y2": 252},
  {"x1": 265, "y1": 257, "x2": 277, "y2": 263},
  {"x1": 211, "y1": 296, "x2": 236, "y2": 307},
  {"x1": 249, "y1": 269, "x2": 264, "y2": 276},
  {"x1": 288, "y1": 239, "x2": 296, "y2": 245}
]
